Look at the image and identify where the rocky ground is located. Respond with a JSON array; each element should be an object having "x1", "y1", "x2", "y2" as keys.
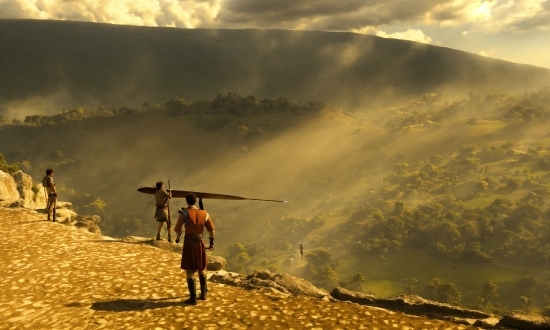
[{"x1": 0, "y1": 207, "x2": 483, "y2": 330}]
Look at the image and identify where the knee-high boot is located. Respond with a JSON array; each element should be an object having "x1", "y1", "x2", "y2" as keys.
[
  {"x1": 184, "y1": 278, "x2": 197, "y2": 305},
  {"x1": 52, "y1": 208, "x2": 57, "y2": 222},
  {"x1": 198, "y1": 274, "x2": 207, "y2": 300}
]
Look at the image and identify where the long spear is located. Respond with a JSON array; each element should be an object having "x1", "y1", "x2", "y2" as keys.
[
  {"x1": 161, "y1": 180, "x2": 172, "y2": 239},
  {"x1": 137, "y1": 187, "x2": 287, "y2": 203}
]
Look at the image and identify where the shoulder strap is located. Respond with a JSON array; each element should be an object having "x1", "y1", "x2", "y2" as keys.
[{"x1": 182, "y1": 209, "x2": 190, "y2": 225}]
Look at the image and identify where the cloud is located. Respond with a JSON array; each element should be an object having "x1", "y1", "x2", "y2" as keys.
[
  {"x1": 0, "y1": 0, "x2": 548, "y2": 33},
  {"x1": 461, "y1": 30, "x2": 468, "y2": 35},
  {"x1": 478, "y1": 49, "x2": 498, "y2": 57},
  {"x1": 505, "y1": 0, "x2": 550, "y2": 31},
  {"x1": 0, "y1": 0, "x2": 223, "y2": 28},
  {"x1": 375, "y1": 29, "x2": 433, "y2": 44}
]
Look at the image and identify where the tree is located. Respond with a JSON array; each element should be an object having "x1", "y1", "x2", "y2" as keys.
[
  {"x1": 319, "y1": 265, "x2": 338, "y2": 288},
  {"x1": 0, "y1": 154, "x2": 9, "y2": 172},
  {"x1": 346, "y1": 272, "x2": 367, "y2": 291},
  {"x1": 305, "y1": 249, "x2": 338, "y2": 270},
  {"x1": 424, "y1": 278, "x2": 462, "y2": 304},
  {"x1": 483, "y1": 280, "x2": 499, "y2": 302},
  {"x1": 83, "y1": 198, "x2": 107, "y2": 214}
]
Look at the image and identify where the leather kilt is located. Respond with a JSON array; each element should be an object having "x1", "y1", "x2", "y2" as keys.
[
  {"x1": 155, "y1": 205, "x2": 169, "y2": 222},
  {"x1": 181, "y1": 234, "x2": 207, "y2": 271}
]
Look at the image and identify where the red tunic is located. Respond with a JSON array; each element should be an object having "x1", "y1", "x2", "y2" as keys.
[{"x1": 174, "y1": 206, "x2": 215, "y2": 271}]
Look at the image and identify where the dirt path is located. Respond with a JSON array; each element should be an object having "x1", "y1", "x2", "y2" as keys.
[{"x1": 0, "y1": 207, "x2": 480, "y2": 329}]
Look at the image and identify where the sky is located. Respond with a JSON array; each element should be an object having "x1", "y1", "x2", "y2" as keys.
[{"x1": 1, "y1": 0, "x2": 549, "y2": 69}]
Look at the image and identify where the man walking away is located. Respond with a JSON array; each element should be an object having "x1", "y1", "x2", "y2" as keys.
[
  {"x1": 174, "y1": 193, "x2": 215, "y2": 305},
  {"x1": 42, "y1": 169, "x2": 58, "y2": 222},
  {"x1": 154, "y1": 181, "x2": 172, "y2": 242}
]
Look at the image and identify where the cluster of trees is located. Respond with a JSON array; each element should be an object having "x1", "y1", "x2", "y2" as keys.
[
  {"x1": 273, "y1": 215, "x2": 325, "y2": 242},
  {"x1": 382, "y1": 87, "x2": 550, "y2": 129},
  {"x1": 21, "y1": 107, "x2": 139, "y2": 126},
  {"x1": 334, "y1": 135, "x2": 550, "y2": 270},
  {"x1": 304, "y1": 248, "x2": 340, "y2": 288},
  {"x1": 0, "y1": 107, "x2": 141, "y2": 128},
  {"x1": 346, "y1": 187, "x2": 550, "y2": 266},
  {"x1": 225, "y1": 242, "x2": 278, "y2": 274},
  {"x1": 381, "y1": 142, "x2": 523, "y2": 201},
  {"x1": 0, "y1": 153, "x2": 26, "y2": 173},
  {"x1": 166, "y1": 92, "x2": 329, "y2": 117}
]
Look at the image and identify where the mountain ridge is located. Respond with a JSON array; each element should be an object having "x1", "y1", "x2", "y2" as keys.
[{"x1": 1, "y1": 19, "x2": 549, "y2": 117}]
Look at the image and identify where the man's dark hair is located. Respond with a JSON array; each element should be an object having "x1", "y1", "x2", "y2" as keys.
[
  {"x1": 155, "y1": 181, "x2": 164, "y2": 189},
  {"x1": 46, "y1": 168, "x2": 54, "y2": 175},
  {"x1": 186, "y1": 193, "x2": 197, "y2": 205}
]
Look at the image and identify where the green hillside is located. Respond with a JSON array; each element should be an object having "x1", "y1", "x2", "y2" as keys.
[
  {"x1": 1, "y1": 19, "x2": 549, "y2": 118},
  {"x1": 0, "y1": 89, "x2": 549, "y2": 315}
]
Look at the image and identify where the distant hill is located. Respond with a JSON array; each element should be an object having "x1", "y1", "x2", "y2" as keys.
[{"x1": 1, "y1": 19, "x2": 549, "y2": 116}]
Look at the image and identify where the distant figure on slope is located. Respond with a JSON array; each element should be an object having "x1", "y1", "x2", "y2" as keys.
[
  {"x1": 42, "y1": 168, "x2": 58, "y2": 222},
  {"x1": 299, "y1": 244, "x2": 304, "y2": 259},
  {"x1": 154, "y1": 181, "x2": 172, "y2": 242},
  {"x1": 174, "y1": 193, "x2": 215, "y2": 305}
]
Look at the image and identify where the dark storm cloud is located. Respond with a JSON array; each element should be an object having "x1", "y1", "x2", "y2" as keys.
[
  {"x1": 509, "y1": 0, "x2": 550, "y2": 31},
  {"x1": 217, "y1": 0, "x2": 450, "y2": 29}
]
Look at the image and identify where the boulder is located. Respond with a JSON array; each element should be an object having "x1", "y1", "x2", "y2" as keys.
[
  {"x1": 12, "y1": 170, "x2": 32, "y2": 190},
  {"x1": 473, "y1": 317, "x2": 501, "y2": 328},
  {"x1": 330, "y1": 287, "x2": 376, "y2": 305},
  {"x1": 50, "y1": 207, "x2": 77, "y2": 223},
  {"x1": 210, "y1": 271, "x2": 246, "y2": 287},
  {"x1": 150, "y1": 239, "x2": 183, "y2": 254},
  {"x1": 0, "y1": 170, "x2": 20, "y2": 204},
  {"x1": 246, "y1": 269, "x2": 273, "y2": 281},
  {"x1": 375, "y1": 295, "x2": 490, "y2": 319},
  {"x1": 330, "y1": 288, "x2": 490, "y2": 320},
  {"x1": 11, "y1": 171, "x2": 47, "y2": 209},
  {"x1": 245, "y1": 278, "x2": 291, "y2": 295},
  {"x1": 498, "y1": 312, "x2": 550, "y2": 330},
  {"x1": 207, "y1": 255, "x2": 226, "y2": 271},
  {"x1": 73, "y1": 215, "x2": 101, "y2": 234},
  {"x1": 271, "y1": 273, "x2": 329, "y2": 298},
  {"x1": 210, "y1": 268, "x2": 330, "y2": 299}
]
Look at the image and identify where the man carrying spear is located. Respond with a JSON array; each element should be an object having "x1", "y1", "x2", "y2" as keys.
[
  {"x1": 174, "y1": 193, "x2": 215, "y2": 305},
  {"x1": 154, "y1": 181, "x2": 172, "y2": 242}
]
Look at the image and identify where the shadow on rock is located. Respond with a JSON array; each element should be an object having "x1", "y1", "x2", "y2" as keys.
[{"x1": 90, "y1": 298, "x2": 186, "y2": 312}]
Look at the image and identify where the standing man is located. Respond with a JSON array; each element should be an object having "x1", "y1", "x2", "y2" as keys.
[
  {"x1": 299, "y1": 244, "x2": 304, "y2": 260},
  {"x1": 154, "y1": 181, "x2": 172, "y2": 242},
  {"x1": 42, "y1": 168, "x2": 58, "y2": 222},
  {"x1": 174, "y1": 193, "x2": 215, "y2": 305}
]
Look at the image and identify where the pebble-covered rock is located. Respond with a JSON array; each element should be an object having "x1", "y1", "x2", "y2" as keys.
[{"x1": 0, "y1": 207, "x2": 492, "y2": 330}]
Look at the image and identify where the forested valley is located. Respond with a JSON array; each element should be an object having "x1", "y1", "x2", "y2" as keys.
[{"x1": 0, "y1": 88, "x2": 549, "y2": 316}]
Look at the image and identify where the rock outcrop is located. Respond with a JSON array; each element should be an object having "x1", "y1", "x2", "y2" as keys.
[
  {"x1": 10, "y1": 171, "x2": 45, "y2": 209},
  {"x1": 0, "y1": 170, "x2": 19, "y2": 205},
  {"x1": 330, "y1": 287, "x2": 550, "y2": 329},
  {"x1": 207, "y1": 255, "x2": 227, "y2": 271},
  {"x1": 331, "y1": 287, "x2": 490, "y2": 319},
  {"x1": 1, "y1": 206, "x2": 484, "y2": 329},
  {"x1": 61, "y1": 214, "x2": 101, "y2": 234},
  {"x1": 498, "y1": 312, "x2": 550, "y2": 330},
  {"x1": 73, "y1": 215, "x2": 101, "y2": 234},
  {"x1": 210, "y1": 269, "x2": 330, "y2": 299}
]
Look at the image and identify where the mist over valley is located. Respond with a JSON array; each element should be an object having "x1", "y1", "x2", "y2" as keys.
[{"x1": 1, "y1": 19, "x2": 550, "y2": 319}]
